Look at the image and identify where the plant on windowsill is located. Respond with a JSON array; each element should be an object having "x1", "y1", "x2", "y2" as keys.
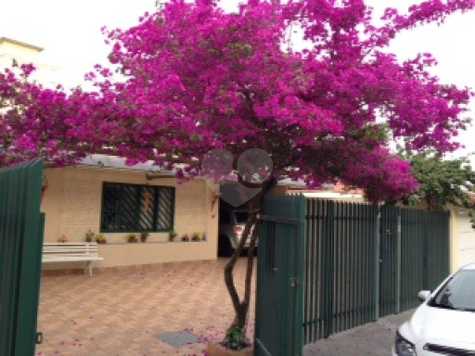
[
  {"x1": 85, "y1": 229, "x2": 95, "y2": 243},
  {"x1": 191, "y1": 232, "x2": 201, "y2": 242},
  {"x1": 95, "y1": 234, "x2": 107, "y2": 244},
  {"x1": 140, "y1": 232, "x2": 149, "y2": 243},
  {"x1": 126, "y1": 233, "x2": 139, "y2": 243},
  {"x1": 201, "y1": 233, "x2": 207, "y2": 242},
  {"x1": 181, "y1": 234, "x2": 190, "y2": 242},
  {"x1": 58, "y1": 234, "x2": 68, "y2": 243},
  {"x1": 169, "y1": 230, "x2": 178, "y2": 242}
]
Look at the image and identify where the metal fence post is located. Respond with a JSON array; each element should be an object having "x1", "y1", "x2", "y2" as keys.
[
  {"x1": 322, "y1": 200, "x2": 335, "y2": 338},
  {"x1": 395, "y1": 211, "x2": 402, "y2": 314},
  {"x1": 446, "y1": 211, "x2": 451, "y2": 275},
  {"x1": 419, "y1": 211, "x2": 437, "y2": 290},
  {"x1": 374, "y1": 205, "x2": 381, "y2": 321}
]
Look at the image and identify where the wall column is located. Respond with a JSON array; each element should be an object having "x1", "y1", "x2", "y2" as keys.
[{"x1": 449, "y1": 207, "x2": 460, "y2": 273}]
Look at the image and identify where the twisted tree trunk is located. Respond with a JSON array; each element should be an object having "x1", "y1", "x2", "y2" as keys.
[{"x1": 223, "y1": 179, "x2": 275, "y2": 348}]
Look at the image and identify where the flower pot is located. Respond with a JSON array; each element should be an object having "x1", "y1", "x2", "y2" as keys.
[{"x1": 206, "y1": 343, "x2": 253, "y2": 356}]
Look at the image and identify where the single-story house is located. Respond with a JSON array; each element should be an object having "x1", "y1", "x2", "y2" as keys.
[
  {"x1": 41, "y1": 155, "x2": 220, "y2": 270},
  {"x1": 41, "y1": 158, "x2": 475, "y2": 273}
]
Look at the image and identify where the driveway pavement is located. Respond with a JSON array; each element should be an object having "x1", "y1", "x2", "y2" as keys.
[
  {"x1": 37, "y1": 257, "x2": 413, "y2": 356},
  {"x1": 304, "y1": 310, "x2": 414, "y2": 356},
  {"x1": 36, "y1": 258, "x2": 255, "y2": 356}
]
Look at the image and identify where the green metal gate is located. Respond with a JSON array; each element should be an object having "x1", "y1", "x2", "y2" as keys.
[
  {"x1": 379, "y1": 207, "x2": 450, "y2": 315},
  {"x1": 256, "y1": 196, "x2": 451, "y2": 355},
  {"x1": 425, "y1": 211, "x2": 450, "y2": 290},
  {"x1": 0, "y1": 160, "x2": 44, "y2": 356},
  {"x1": 399, "y1": 209, "x2": 450, "y2": 311},
  {"x1": 302, "y1": 200, "x2": 378, "y2": 344},
  {"x1": 379, "y1": 206, "x2": 400, "y2": 317},
  {"x1": 255, "y1": 196, "x2": 305, "y2": 356}
]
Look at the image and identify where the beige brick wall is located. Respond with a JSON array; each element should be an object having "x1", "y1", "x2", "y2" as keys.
[{"x1": 41, "y1": 166, "x2": 219, "y2": 268}]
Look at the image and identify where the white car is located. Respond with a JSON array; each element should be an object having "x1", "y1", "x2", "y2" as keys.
[{"x1": 393, "y1": 264, "x2": 475, "y2": 356}]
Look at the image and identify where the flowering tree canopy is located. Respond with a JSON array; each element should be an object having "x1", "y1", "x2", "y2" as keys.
[{"x1": 1, "y1": 0, "x2": 474, "y2": 202}]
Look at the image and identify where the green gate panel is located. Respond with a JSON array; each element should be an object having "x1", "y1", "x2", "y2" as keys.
[
  {"x1": 400, "y1": 209, "x2": 423, "y2": 311},
  {"x1": 302, "y1": 200, "x2": 378, "y2": 344},
  {"x1": 379, "y1": 206, "x2": 400, "y2": 317},
  {"x1": 0, "y1": 160, "x2": 44, "y2": 356},
  {"x1": 424, "y1": 211, "x2": 450, "y2": 291},
  {"x1": 256, "y1": 196, "x2": 305, "y2": 356}
]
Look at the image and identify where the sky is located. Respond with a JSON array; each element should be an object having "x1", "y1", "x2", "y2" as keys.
[{"x1": 1, "y1": 0, "x2": 475, "y2": 159}]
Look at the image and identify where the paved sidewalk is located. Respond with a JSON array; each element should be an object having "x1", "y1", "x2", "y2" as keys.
[{"x1": 304, "y1": 310, "x2": 414, "y2": 356}]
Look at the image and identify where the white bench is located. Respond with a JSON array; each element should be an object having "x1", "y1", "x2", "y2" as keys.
[{"x1": 42, "y1": 243, "x2": 104, "y2": 277}]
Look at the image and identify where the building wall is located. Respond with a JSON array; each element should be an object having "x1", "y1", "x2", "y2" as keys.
[
  {"x1": 0, "y1": 37, "x2": 64, "y2": 87},
  {"x1": 41, "y1": 166, "x2": 219, "y2": 268},
  {"x1": 0, "y1": 38, "x2": 42, "y2": 67},
  {"x1": 450, "y1": 208, "x2": 475, "y2": 271},
  {"x1": 449, "y1": 208, "x2": 459, "y2": 273}
]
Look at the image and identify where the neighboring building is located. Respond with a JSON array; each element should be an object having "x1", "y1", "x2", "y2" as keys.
[
  {"x1": 41, "y1": 155, "x2": 220, "y2": 269},
  {"x1": 0, "y1": 36, "x2": 43, "y2": 67},
  {"x1": 0, "y1": 36, "x2": 63, "y2": 87}
]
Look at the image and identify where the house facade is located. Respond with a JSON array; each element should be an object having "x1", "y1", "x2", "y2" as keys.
[{"x1": 41, "y1": 156, "x2": 219, "y2": 270}]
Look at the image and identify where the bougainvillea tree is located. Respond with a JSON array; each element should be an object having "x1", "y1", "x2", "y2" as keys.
[{"x1": 1, "y1": 0, "x2": 475, "y2": 350}]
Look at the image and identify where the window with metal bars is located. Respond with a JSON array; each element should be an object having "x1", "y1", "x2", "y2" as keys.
[{"x1": 100, "y1": 182, "x2": 175, "y2": 233}]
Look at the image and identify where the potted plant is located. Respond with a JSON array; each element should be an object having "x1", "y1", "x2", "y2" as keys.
[
  {"x1": 191, "y1": 232, "x2": 201, "y2": 242},
  {"x1": 206, "y1": 326, "x2": 253, "y2": 356},
  {"x1": 126, "y1": 234, "x2": 139, "y2": 243},
  {"x1": 95, "y1": 234, "x2": 107, "y2": 244},
  {"x1": 201, "y1": 233, "x2": 207, "y2": 241},
  {"x1": 140, "y1": 232, "x2": 149, "y2": 243},
  {"x1": 58, "y1": 234, "x2": 68, "y2": 243},
  {"x1": 85, "y1": 229, "x2": 95, "y2": 243},
  {"x1": 181, "y1": 234, "x2": 190, "y2": 242},
  {"x1": 169, "y1": 230, "x2": 178, "y2": 242}
]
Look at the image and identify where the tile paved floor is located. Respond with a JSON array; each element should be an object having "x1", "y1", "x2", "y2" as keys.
[
  {"x1": 36, "y1": 257, "x2": 413, "y2": 356},
  {"x1": 36, "y1": 258, "x2": 255, "y2": 356}
]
